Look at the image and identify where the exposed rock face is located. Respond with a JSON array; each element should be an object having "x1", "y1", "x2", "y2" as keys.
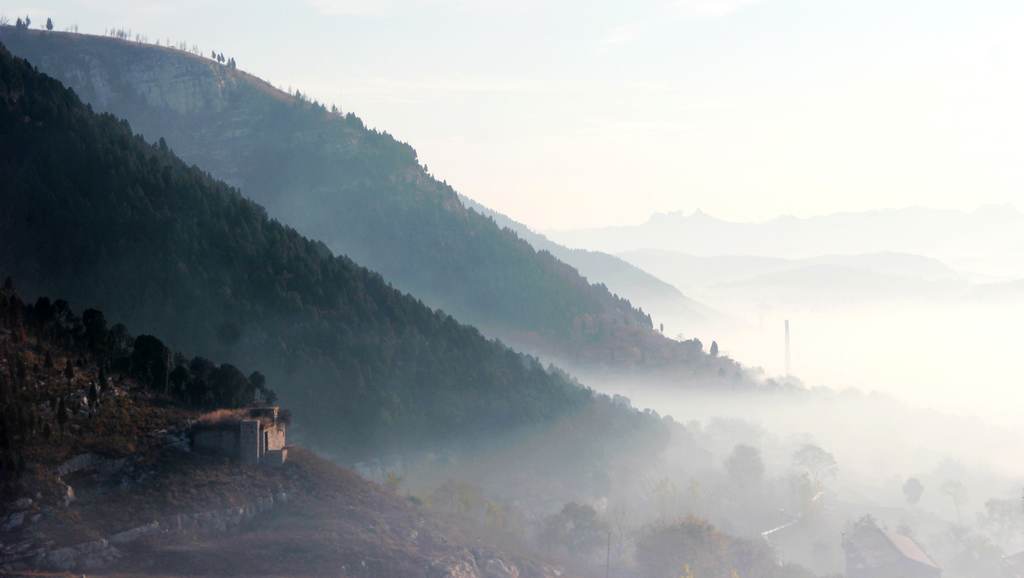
[
  {"x1": 109, "y1": 521, "x2": 160, "y2": 545},
  {"x1": 0, "y1": 30, "x2": 290, "y2": 198},
  {"x1": 481, "y1": 557, "x2": 521, "y2": 578},
  {"x1": 426, "y1": 549, "x2": 559, "y2": 578},
  {"x1": 429, "y1": 553, "x2": 482, "y2": 578},
  {"x1": 9, "y1": 498, "x2": 32, "y2": 510},
  {"x1": 0, "y1": 490, "x2": 288, "y2": 573},
  {"x1": 56, "y1": 452, "x2": 127, "y2": 477},
  {"x1": 43, "y1": 538, "x2": 122, "y2": 571}
]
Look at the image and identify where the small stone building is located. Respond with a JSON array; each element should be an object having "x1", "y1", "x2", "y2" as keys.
[
  {"x1": 190, "y1": 406, "x2": 288, "y2": 466},
  {"x1": 843, "y1": 517, "x2": 941, "y2": 578}
]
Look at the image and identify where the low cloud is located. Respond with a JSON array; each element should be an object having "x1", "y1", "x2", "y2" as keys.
[{"x1": 670, "y1": 0, "x2": 767, "y2": 18}]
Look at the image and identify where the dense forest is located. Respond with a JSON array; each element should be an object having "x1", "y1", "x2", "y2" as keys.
[
  {"x1": 0, "y1": 28, "x2": 743, "y2": 379},
  {"x1": 0, "y1": 43, "x2": 670, "y2": 459}
]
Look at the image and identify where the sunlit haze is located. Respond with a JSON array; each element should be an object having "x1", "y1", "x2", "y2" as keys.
[
  {"x1": 19, "y1": 0, "x2": 1024, "y2": 229},
  {"x1": 3, "y1": 4, "x2": 1024, "y2": 577}
]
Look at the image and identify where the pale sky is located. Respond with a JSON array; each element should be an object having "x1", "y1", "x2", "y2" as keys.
[{"x1": 11, "y1": 0, "x2": 1024, "y2": 229}]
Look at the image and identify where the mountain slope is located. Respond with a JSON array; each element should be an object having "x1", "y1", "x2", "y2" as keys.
[
  {"x1": 0, "y1": 286, "x2": 559, "y2": 577},
  {"x1": 0, "y1": 41, "x2": 659, "y2": 460},
  {"x1": 458, "y1": 195, "x2": 720, "y2": 330},
  {"x1": 0, "y1": 27, "x2": 721, "y2": 373}
]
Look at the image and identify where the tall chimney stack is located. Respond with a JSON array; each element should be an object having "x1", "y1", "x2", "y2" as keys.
[{"x1": 784, "y1": 319, "x2": 791, "y2": 378}]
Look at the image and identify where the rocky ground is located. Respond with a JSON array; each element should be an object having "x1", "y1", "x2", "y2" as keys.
[
  {"x1": 0, "y1": 294, "x2": 562, "y2": 577},
  {"x1": 3, "y1": 447, "x2": 562, "y2": 577}
]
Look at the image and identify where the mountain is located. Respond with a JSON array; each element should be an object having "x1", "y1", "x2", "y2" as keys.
[
  {"x1": 618, "y1": 251, "x2": 962, "y2": 291},
  {"x1": 0, "y1": 41, "x2": 674, "y2": 463},
  {"x1": 621, "y1": 250, "x2": 966, "y2": 304},
  {"x1": 550, "y1": 206, "x2": 1024, "y2": 279},
  {"x1": 458, "y1": 195, "x2": 720, "y2": 331},
  {"x1": 0, "y1": 27, "x2": 723, "y2": 374},
  {"x1": 0, "y1": 286, "x2": 561, "y2": 577}
]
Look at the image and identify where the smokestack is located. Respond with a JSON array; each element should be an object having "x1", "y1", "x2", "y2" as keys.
[{"x1": 785, "y1": 319, "x2": 791, "y2": 377}]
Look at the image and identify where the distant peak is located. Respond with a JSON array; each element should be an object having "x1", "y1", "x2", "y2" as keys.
[
  {"x1": 646, "y1": 208, "x2": 724, "y2": 225},
  {"x1": 972, "y1": 203, "x2": 1022, "y2": 219}
]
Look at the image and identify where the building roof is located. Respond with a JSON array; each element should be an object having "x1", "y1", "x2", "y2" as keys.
[
  {"x1": 883, "y1": 529, "x2": 940, "y2": 570},
  {"x1": 192, "y1": 406, "x2": 284, "y2": 430},
  {"x1": 844, "y1": 517, "x2": 941, "y2": 574}
]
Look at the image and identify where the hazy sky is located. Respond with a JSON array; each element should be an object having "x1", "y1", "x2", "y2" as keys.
[{"x1": 13, "y1": 0, "x2": 1024, "y2": 229}]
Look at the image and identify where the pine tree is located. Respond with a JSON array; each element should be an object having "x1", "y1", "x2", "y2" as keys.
[
  {"x1": 710, "y1": 341, "x2": 719, "y2": 357},
  {"x1": 46, "y1": 17, "x2": 53, "y2": 31},
  {"x1": 56, "y1": 398, "x2": 68, "y2": 439}
]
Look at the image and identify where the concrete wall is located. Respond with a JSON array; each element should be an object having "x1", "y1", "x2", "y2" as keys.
[
  {"x1": 263, "y1": 448, "x2": 288, "y2": 467},
  {"x1": 264, "y1": 425, "x2": 286, "y2": 451},
  {"x1": 239, "y1": 420, "x2": 261, "y2": 466},
  {"x1": 192, "y1": 428, "x2": 239, "y2": 457}
]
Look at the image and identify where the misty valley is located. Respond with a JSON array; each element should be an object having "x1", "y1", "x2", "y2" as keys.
[{"x1": 2, "y1": 7, "x2": 1024, "y2": 578}]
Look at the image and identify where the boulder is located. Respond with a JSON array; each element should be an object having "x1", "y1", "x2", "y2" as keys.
[
  {"x1": 1, "y1": 512, "x2": 25, "y2": 531},
  {"x1": 109, "y1": 521, "x2": 160, "y2": 544},
  {"x1": 482, "y1": 557, "x2": 520, "y2": 578}
]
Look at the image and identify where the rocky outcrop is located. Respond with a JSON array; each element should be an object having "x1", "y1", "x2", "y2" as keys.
[
  {"x1": 481, "y1": 557, "x2": 521, "y2": 578},
  {"x1": 42, "y1": 538, "x2": 122, "y2": 571},
  {"x1": 0, "y1": 491, "x2": 288, "y2": 574},
  {"x1": 429, "y1": 554, "x2": 480, "y2": 578},
  {"x1": 427, "y1": 548, "x2": 561, "y2": 578}
]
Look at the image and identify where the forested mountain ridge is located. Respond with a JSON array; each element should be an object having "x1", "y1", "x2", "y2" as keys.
[
  {"x1": 0, "y1": 27, "x2": 734, "y2": 376},
  {"x1": 0, "y1": 41, "x2": 672, "y2": 460}
]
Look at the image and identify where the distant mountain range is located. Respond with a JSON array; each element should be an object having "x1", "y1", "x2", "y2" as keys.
[
  {"x1": 550, "y1": 206, "x2": 1024, "y2": 280},
  {"x1": 458, "y1": 195, "x2": 721, "y2": 331},
  {"x1": 621, "y1": 250, "x2": 968, "y2": 306},
  {"x1": 0, "y1": 27, "x2": 724, "y2": 375}
]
